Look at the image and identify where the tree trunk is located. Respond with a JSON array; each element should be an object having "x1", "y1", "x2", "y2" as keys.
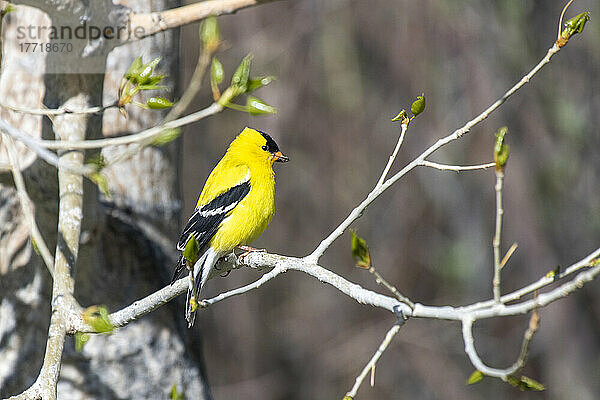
[{"x1": 0, "y1": 1, "x2": 211, "y2": 399}]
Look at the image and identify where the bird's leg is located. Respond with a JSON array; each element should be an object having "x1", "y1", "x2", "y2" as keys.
[{"x1": 237, "y1": 245, "x2": 266, "y2": 264}]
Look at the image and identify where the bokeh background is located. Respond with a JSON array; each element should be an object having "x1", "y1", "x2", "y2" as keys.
[{"x1": 176, "y1": 0, "x2": 599, "y2": 399}]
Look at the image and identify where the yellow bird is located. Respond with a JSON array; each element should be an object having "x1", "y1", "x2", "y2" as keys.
[{"x1": 172, "y1": 127, "x2": 288, "y2": 326}]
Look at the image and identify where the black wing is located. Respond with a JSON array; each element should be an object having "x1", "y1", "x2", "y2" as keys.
[
  {"x1": 177, "y1": 180, "x2": 251, "y2": 251},
  {"x1": 171, "y1": 180, "x2": 251, "y2": 283}
]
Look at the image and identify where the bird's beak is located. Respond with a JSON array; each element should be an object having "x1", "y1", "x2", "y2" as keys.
[{"x1": 272, "y1": 151, "x2": 289, "y2": 163}]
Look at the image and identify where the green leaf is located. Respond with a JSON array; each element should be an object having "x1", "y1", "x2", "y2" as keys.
[
  {"x1": 151, "y1": 128, "x2": 181, "y2": 146},
  {"x1": 125, "y1": 56, "x2": 144, "y2": 81},
  {"x1": 85, "y1": 153, "x2": 106, "y2": 171},
  {"x1": 142, "y1": 74, "x2": 167, "y2": 87},
  {"x1": 147, "y1": 97, "x2": 175, "y2": 109},
  {"x1": 189, "y1": 298, "x2": 198, "y2": 312},
  {"x1": 137, "y1": 84, "x2": 168, "y2": 91},
  {"x1": 494, "y1": 126, "x2": 509, "y2": 169},
  {"x1": 31, "y1": 238, "x2": 40, "y2": 256},
  {"x1": 563, "y1": 11, "x2": 590, "y2": 37},
  {"x1": 75, "y1": 332, "x2": 90, "y2": 352},
  {"x1": 170, "y1": 384, "x2": 185, "y2": 400},
  {"x1": 211, "y1": 57, "x2": 224, "y2": 85},
  {"x1": 201, "y1": 16, "x2": 220, "y2": 51},
  {"x1": 350, "y1": 229, "x2": 371, "y2": 269},
  {"x1": 247, "y1": 76, "x2": 275, "y2": 92},
  {"x1": 467, "y1": 370, "x2": 484, "y2": 385},
  {"x1": 507, "y1": 375, "x2": 545, "y2": 391},
  {"x1": 138, "y1": 57, "x2": 161, "y2": 84},
  {"x1": 1, "y1": 4, "x2": 17, "y2": 17},
  {"x1": 391, "y1": 109, "x2": 407, "y2": 122},
  {"x1": 519, "y1": 376, "x2": 545, "y2": 391},
  {"x1": 82, "y1": 305, "x2": 114, "y2": 334},
  {"x1": 495, "y1": 144, "x2": 509, "y2": 169},
  {"x1": 183, "y1": 235, "x2": 200, "y2": 266},
  {"x1": 231, "y1": 54, "x2": 253, "y2": 96},
  {"x1": 410, "y1": 93, "x2": 426, "y2": 116},
  {"x1": 246, "y1": 96, "x2": 277, "y2": 115},
  {"x1": 494, "y1": 126, "x2": 508, "y2": 154},
  {"x1": 89, "y1": 172, "x2": 111, "y2": 198}
]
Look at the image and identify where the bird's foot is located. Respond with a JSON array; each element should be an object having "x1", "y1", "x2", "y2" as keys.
[{"x1": 237, "y1": 245, "x2": 266, "y2": 264}]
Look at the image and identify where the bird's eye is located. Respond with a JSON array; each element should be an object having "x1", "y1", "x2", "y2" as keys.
[{"x1": 261, "y1": 145, "x2": 268, "y2": 151}]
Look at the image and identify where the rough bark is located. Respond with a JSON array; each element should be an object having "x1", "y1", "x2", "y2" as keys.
[{"x1": 0, "y1": 1, "x2": 210, "y2": 399}]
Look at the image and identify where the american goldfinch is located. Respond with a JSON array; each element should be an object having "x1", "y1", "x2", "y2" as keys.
[{"x1": 172, "y1": 127, "x2": 288, "y2": 326}]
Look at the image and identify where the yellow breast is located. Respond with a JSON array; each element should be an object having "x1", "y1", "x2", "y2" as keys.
[{"x1": 209, "y1": 169, "x2": 275, "y2": 253}]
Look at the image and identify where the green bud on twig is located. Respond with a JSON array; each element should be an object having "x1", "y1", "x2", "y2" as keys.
[
  {"x1": 231, "y1": 54, "x2": 253, "y2": 96},
  {"x1": 506, "y1": 375, "x2": 545, "y2": 391},
  {"x1": 119, "y1": 56, "x2": 169, "y2": 111},
  {"x1": 350, "y1": 230, "x2": 371, "y2": 269},
  {"x1": 151, "y1": 128, "x2": 181, "y2": 147},
  {"x1": 82, "y1": 305, "x2": 114, "y2": 334},
  {"x1": 494, "y1": 126, "x2": 509, "y2": 170},
  {"x1": 170, "y1": 384, "x2": 185, "y2": 400},
  {"x1": 125, "y1": 56, "x2": 144, "y2": 82},
  {"x1": 138, "y1": 57, "x2": 161, "y2": 84},
  {"x1": 247, "y1": 76, "x2": 275, "y2": 92},
  {"x1": 85, "y1": 153, "x2": 106, "y2": 171},
  {"x1": 75, "y1": 332, "x2": 90, "y2": 352},
  {"x1": 89, "y1": 172, "x2": 111, "y2": 198},
  {"x1": 467, "y1": 370, "x2": 484, "y2": 385},
  {"x1": 201, "y1": 17, "x2": 220, "y2": 52},
  {"x1": 138, "y1": 74, "x2": 167, "y2": 90},
  {"x1": 564, "y1": 11, "x2": 590, "y2": 35},
  {"x1": 31, "y1": 238, "x2": 40, "y2": 255},
  {"x1": 411, "y1": 93, "x2": 426, "y2": 116},
  {"x1": 211, "y1": 57, "x2": 224, "y2": 85},
  {"x1": 246, "y1": 96, "x2": 277, "y2": 115},
  {"x1": 146, "y1": 97, "x2": 174, "y2": 109},
  {"x1": 557, "y1": 11, "x2": 590, "y2": 47},
  {"x1": 211, "y1": 57, "x2": 224, "y2": 100},
  {"x1": 183, "y1": 235, "x2": 200, "y2": 266},
  {"x1": 1, "y1": 4, "x2": 16, "y2": 18},
  {"x1": 391, "y1": 109, "x2": 407, "y2": 122}
]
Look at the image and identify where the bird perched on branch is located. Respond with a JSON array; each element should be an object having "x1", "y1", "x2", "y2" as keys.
[{"x1": 172, "y1": 127, "x2": 288, "y2": 327}]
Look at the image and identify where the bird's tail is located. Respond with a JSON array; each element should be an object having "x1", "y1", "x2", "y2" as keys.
[
  {"x1": 171, "y1": 255, "x2": 187, "y2": 284},
  {"x1": 185, "y1": 248, "x2": 219, "y2": 328}
]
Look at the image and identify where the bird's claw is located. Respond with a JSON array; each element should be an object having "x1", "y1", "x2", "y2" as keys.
[{"x1": 237, "y1": 245, "x2": 266, "y2": 264}]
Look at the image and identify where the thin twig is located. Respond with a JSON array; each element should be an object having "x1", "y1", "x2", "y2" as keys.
[
  {"x1": 0, "y1": 117, "x2": 94, "y2": 176},
  {"x1": 500, "y1": 242, "x2": 518, "y2": 269},
  {"x1": 466, "y1": 247, "x2": 599, "y2": 312},
  {"x1": 367, "y1": 265, "x2": 414, "y2": 308},
  {"x1": 73, "y1": 246, "x2": 600, "y2": 335},
  {"x1": 492, "y1": 170, "x2": 505, "y2": 303},
  {"x1": 420, "y1": 160, "x2": 496, "y2": 172},
  {"x1": 163, "y1": 41, "x2": 213, "y2": 122},
  {"x1": 33, "y1": 102, "x2": 223, "y2": 150},
  {"x1": 307, "y1": 43, "x2": 561, "y2": 263},
  {"x1": 377, "y1": 123, "x2": 408, "y2": 186},
  {"x1": 345, "y1": 322, "x2": 403, "y2": 399},
  {"x1": 128, "y1": 0, "x2": 277, "y2": 43},
  {"x1": 201, "y1": 265, "x2": 284, "y2": 307},
  {"x1": 557, "y1": 0, "x2": 576, "y2": 41},
  {"x1": 0, "y1": 101, "x2": 115, "y2": 116},
  {"x1": 462, "y1": 306, "x2": 540, "y2": 379},
  {"x1": 2, "y1": 134, "x2": 55, "y2": 278}
]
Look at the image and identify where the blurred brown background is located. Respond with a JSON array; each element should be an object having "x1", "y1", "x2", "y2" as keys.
[{"x1": 174, "y1": 1, "x2": 600, "y2": 399}]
